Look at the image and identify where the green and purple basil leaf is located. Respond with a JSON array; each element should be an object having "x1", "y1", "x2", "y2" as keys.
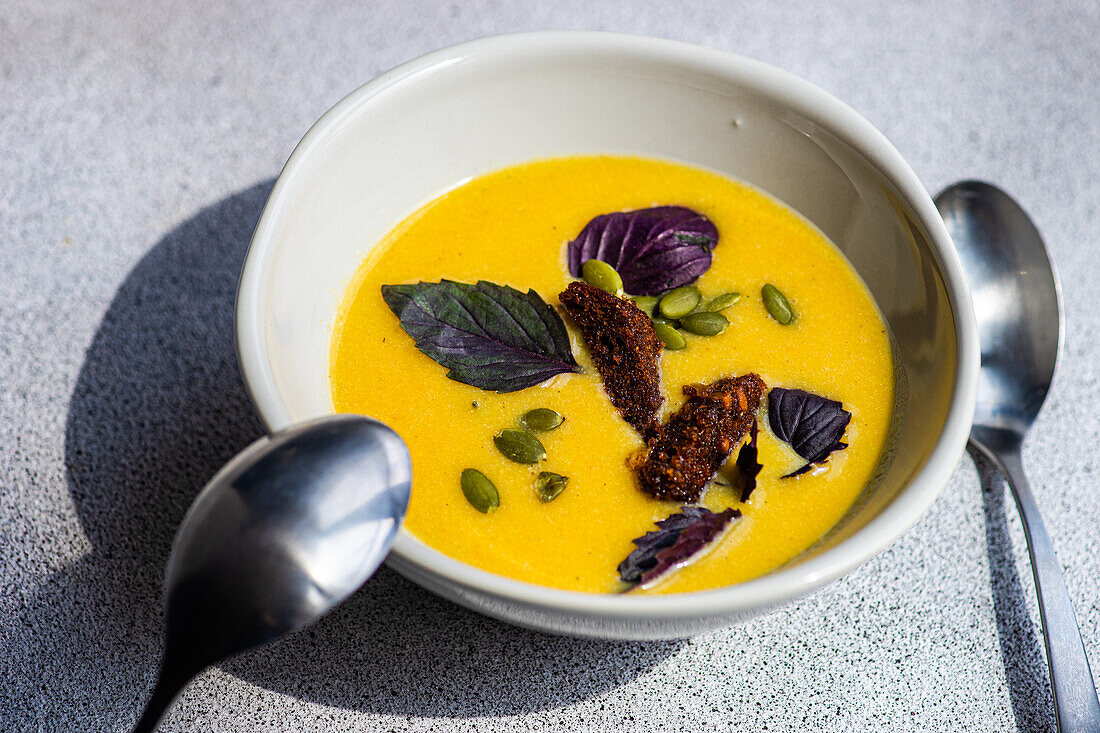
[
  {"x1": 768, "y1": 387, "x2": 851, "y2": 477},
  {"x1": 566, "y1": 206, "x2": 719, "y2": 295},
  {"x1": 618, "y1": 506, "x2": 740, "y2": 587},
  {"x1": 380, "y1": 280, "x2": 580, "y2": 393},
  {"x1": 735, "y1": 418, "x2": 762, "y2": 502}
]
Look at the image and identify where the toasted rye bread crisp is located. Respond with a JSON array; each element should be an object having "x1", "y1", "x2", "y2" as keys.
[
  {"x1": 638, "y1": 374, "x2": 766, "y2": 502},
  {"x1": 558, "y1": 282, "x2": 664, "y2": 437}
]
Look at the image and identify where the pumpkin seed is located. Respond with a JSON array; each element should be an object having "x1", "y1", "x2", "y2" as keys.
[
  {"x1": 650, "y1": 315, "x2": 678, "y2": 328},
  {"x1": 680, "y1": 311, "x2": 729, "y2": 336},
  {"x1": 706, "y1": 292, "x2": 741, "y2": 311},
  {"x1": 460, "y1": 468, "x2": 499, "y2": 513},
  {"x1": 493, "y1": 428, "x2": 546, "y2": 464},
  {"x1": 659, "y1": 286, "x2": 702, "y2": 319},
  {"x1": 630, "y1": 295, "x2": 659, "y2": 315},
  {"x1": 522, "y1": 407, "x2": 564, "y2": 432},
  {"x1": 652, "y1": 321, "x2": 687, "y2": 350},
  {"x1": 761, "y1": 283, "x2": 795, "y2": 325},
  {"x1": 581, "y1": 259, "x2": 623, "y2": 295},
  {"x1": 534, "y1": 471, "x2": 569, "y2": 502}
]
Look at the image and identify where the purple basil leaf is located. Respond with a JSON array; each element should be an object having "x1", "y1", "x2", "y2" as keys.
[
  {"x1": 767, "y1": 388, "x2": 851, "y2": 478},
  {"x1": 381, "y1": 280, "x2": 580, "y2": 393},
  {"x1": 735, "y1": 418, "x2": 762, "y2": 502},
  {"x1": 566, "y1": 206, "x2": 719, "y2": 295},
  {"x1": 618, "y1": 506, "x2": 740, "y2": 587}
]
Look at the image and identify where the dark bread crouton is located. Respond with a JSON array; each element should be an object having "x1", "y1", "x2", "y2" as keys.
[
  {"x1": 638, "y1": 374, "x2": 765, "y2": 502},
  {"x1": 558, "y1": 281, "x2": 664, "y2": 437}
]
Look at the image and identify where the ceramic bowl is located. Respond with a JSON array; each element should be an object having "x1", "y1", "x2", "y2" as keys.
[{"x1": 236, "y1": 32, "x2": 978, "y2": 639}]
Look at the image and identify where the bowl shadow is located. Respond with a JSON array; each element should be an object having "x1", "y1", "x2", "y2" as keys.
[
  {"x1": 224, "y1": 571, "x2": 682, "y2": 717},
  {"x1": 33, "y1": 180, "x2": 681, "y2": 726}
]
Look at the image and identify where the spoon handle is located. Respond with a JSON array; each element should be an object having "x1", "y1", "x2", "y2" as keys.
[
  {"x1": 987, "y1": 444, "x2": 1100, "y2": 732},
  {"x1": 132, "y1": 658, "x2": 199, "y2": 733}
]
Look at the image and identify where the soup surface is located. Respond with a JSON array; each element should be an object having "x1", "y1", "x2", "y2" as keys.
[{"x1": 331, "y1": 155, "x2": 894, "y2": 594}]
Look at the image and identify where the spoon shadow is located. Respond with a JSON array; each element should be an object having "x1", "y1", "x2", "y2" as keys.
[
  {"x1": 8, "y1": 179, "x2": 682, "y2": 729},
  {"x1": 969, "y1": 445, "x2": 1055, "y2": 732}
]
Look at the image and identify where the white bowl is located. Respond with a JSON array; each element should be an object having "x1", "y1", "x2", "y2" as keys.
[{"x1": 236, "y1": 32, "x2": 978, "y2": 639}]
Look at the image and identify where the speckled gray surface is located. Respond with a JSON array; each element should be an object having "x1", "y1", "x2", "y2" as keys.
[{"x1": 2, "y1": 1, "x2": 1099, "y2": 730}]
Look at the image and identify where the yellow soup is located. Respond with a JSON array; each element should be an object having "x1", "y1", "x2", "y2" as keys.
[{"x1": 331, "y1": 155, "x2": 894, "y2": 594}]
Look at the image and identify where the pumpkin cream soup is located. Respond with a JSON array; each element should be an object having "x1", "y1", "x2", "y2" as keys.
[{"x1": 331, "y1": 155, "x2": 894, "y2": 594}]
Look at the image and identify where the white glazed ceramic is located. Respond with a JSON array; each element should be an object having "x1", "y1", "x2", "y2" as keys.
[{"x1": 236, "y1": 32, "x2": 978, "y2": 640}]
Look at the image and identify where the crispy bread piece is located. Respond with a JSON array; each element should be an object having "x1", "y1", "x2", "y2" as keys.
[
  {"x1": 558, "y1": 281, "x2": 664, "y2": 437},
  {"x1": 638, "y1": 374, "x2": 765, "y2": 503}
]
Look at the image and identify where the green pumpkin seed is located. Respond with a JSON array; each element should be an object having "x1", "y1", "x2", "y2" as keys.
[
  {"x1": 534, "y1": 471, "x2": 569, "y2": 502},
  {"x1": 522, "y1": 407, "x2": 564, "y2": 432},
  {"x1": 653, "y1": 321, "x2": 687, "y2": 350},
  {"x1": 493, "y1": 428, "x2": 546, "y2": 464},
  {"x1": 680, "y1": 311, "x2": 729, "y2": 336},
  {"x1": 761, "y1": 283, "x2": 795, "y2": 325},
  {"x1": 650, "y1": 315, "x2": 678, "y2": 328},
  {"x1": 581, "y1": 259, "x2": 623, "y2": 295},
  {"x1": 460, "y1": 468, "x2": 499, "y2": 513},
  {"x1": 630, "y1": 295, "x2": 659, "y2": 315},
  {"x1": 706, "y1": 292, "x2": 741, "y2": 311},
  {"x1": 659, "y1": 286, "x2": 702, "y2": 319}
]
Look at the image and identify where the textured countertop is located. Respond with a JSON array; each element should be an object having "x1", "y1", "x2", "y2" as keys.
[{"x1": 3, "y1": 1, "x2": 1099, "y2": 730}]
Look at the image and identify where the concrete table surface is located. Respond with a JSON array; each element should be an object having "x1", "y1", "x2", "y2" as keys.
[{"x1": 3, "y1": 1, "x2": 1099, "y2": 730}]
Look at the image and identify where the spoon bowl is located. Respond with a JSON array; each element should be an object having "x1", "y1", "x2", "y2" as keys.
[
  {"x1": 936, "y1": 181, "x2": 1099, "y2": 730},
  {"x1": 133, "y1": 414, "x2": 412, "y2": 732},
  {"x1": 938, "y1": 181, "x2": 1062, "y2": 437}
]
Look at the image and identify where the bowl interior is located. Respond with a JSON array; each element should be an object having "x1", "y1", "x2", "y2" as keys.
[{"x1": 239, "y1": 35, "x2": 965, "y2": 613}]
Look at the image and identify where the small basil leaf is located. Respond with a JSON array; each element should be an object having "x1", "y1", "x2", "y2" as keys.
[
  {"x1": 735, "y1": 418, "x2": 762, "y2": 502},
  {"x1": 767, "y1": 387, "x2": 852, "y2": 477},
  {"x1": 618, "y1": 506, "x2": 740, "y2": 588},
  {"x1": 566, "y1": 206, "x2": 719, "y2": 295},
  {"x1": 381, "y1": 280, "x2": 580, "y2": 393}
]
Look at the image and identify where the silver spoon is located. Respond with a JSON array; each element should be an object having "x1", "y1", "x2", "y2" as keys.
[
  {"x1": 936, "y1": 181, "x2": 1100, "y2": 730},
  {"x1": 132, "y1": 414, "x2": 412, "y2": 732}
]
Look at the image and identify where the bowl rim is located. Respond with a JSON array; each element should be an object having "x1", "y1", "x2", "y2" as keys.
[{"x1": 236, "y1": 31, "x2": 979, "y2": 621}]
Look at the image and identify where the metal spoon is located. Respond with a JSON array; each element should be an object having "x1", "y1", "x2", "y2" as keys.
[
  {"x1": 936, "y1": 181, "x2": 1100, "y2": 731},
  {"x1": 132, "y1": 414, "x2": 411, "y2": 732}
]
